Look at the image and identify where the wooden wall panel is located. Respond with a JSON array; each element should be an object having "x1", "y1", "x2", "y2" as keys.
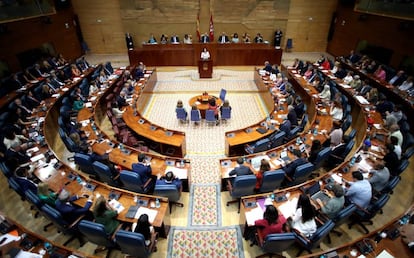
[
  {"x1": 327, "y1": 4, "x2": 414, "y2": 68},
  {"x1": 72, "y1": 0, "x2": 124, "y2": 54},
  {"x1": 0, "y1": 8, "x2": 81, "y2": 72}
]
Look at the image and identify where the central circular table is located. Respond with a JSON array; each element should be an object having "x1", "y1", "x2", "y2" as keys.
[{"x1": 188, "y1": 94, "x2": 222, "y2": 119}]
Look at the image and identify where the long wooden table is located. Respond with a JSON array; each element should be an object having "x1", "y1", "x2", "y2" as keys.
[{"x1": 128, "y1": 43, "x2": 283, "y2": 66}]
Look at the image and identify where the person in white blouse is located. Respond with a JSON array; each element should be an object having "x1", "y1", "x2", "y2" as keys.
[
  {"x1": 398, "y1": 76, "x2": 413, "y2": 92},
  {"x1": 200, "y1": 47, "x2": 210, "y2": 60},
  {"x1": 319, "y1": 84, "x2": 331, "y2": 103},
  {"x1": 111, "y1": 102, "x2": 125, "y2": 119},
  {"x1": 330, "y1": 101, "x2": 344, "y2": 121},
  {"x1": 289, "y1": 194, "x2": 317, "y2": 237}
]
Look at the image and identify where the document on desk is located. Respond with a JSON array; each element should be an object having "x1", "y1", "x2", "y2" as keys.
[
  {"x1": 331, "y1": 174, "x2": 343, "y2": 184},
  {"x1": 109, "y1": 199, "x2": 125, "y2": 214},
  {"x1": 356, "y1": 96, "x2": 370, "y2": 105},
  {"x1": 376, "y1": 249, "x2": 394, "y2": 258},
  {"x1": 30, "y1": 153, "x2": 45, "y2": 163},
  {"x1": 223, "y1": 168, "x2": 236, "y2": 178},
  {"x1": 251, "y1": 155, "x2": 270, "y2": 170},
  {"x1": 135, "y1": 207, "x2": 158, "y2": 223},
  {"x1": 358, "y1": 158, "x2": 373, "y2": 172},
  {"x1": 245, "y1": 206, "x2": 265, "y2": 226},
  {"x1": 278, "y1": 197, "x2": 298, "y2": 219},
  {"x1": 165, "y1": 166, "x2": 187, "y2": 179}
]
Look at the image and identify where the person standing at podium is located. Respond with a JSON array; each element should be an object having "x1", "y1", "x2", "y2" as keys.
[{"x1": 200, "y1": 47, "x2": 210, "y2": 60}]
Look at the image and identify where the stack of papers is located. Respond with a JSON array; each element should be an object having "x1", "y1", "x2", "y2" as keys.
[
  {"x1": 164, "y1": 166, "x2": 187, "y2": 179},
  {"x1": 135, "y1": 207, "x2": 158, "y2": 223},
  {"x1": 278, "y1": 197, "x2": 298, "y2": 219},
  {"x1": 245, "y1": 206, "x2": 265, "y2": 226},
  {"x1": 109, "y1": 199, "x2": 125, "y2": 213},
  {"x1": 356, "y1": 96, "x2": 370, "y2": 105}
]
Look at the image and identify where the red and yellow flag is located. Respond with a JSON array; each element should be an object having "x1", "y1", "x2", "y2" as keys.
[
  {"x1": 209, "y1": 14, "x2": 214, "y2": 41},
  {"x1": 196, "y1": 12, "x2": 201, "y2": 42}
]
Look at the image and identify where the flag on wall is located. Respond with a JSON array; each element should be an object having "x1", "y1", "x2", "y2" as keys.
[
  {"x1": 209, "y1": 14, "x2": 214, "y2": 41},
  {"x1": 196, "y1": 12, "x2": 201, "y2": 42}
]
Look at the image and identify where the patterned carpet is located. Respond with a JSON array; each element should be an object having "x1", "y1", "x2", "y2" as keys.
[
  {"x1": 189, "y1": 184, "x2": 221, "y2": 227},
  {"x1": 167, "y1": 226, "x2": 245, "y2": 258},
  {"x1": 143, "y1": 69, "x2": 263, "y2": 257}
]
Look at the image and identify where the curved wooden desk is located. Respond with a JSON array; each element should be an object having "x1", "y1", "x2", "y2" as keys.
[{"x1": 188, "y1": 94, "x2": 222, "y2": 119}]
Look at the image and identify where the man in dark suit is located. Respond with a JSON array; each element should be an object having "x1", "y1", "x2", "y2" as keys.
[
  {"x1": 279, "y1": 118, "x2": 292, "y2": 138},
  {"x1": 200, "y1": 33, "x2": 210, "y2": 43},
  {"x1": 282, "y1": 149, "x2": 307, "y2": 181},
  {"x1": 348, "y1": 50, "x2": 361, "y2": 64},
  {"x1": 327, "y1": 135, "x2": 350, "y2": 169},
  {"x1": 55, "y1": 189, "x2": 93, "y2": 223},
  {"x1": 388, "y1": 70, "x2": 406, "y2": 86},
  {"x1": 229, "y1": 157, "x2": 253, "y2": 177},
  {"x1": 287, "y1": 105, "x2": 298, "y2": 128},
  {"x1": 218, "y1": 32, "x2": 230, "y2": 43},
  {"x1": 132, "y1": 153, "x2": 153, "y2": 182},
  {"x1": 116, "y1": 91, "x2": 129, "y2": 108},
  {"x1": 14, "y1": 167, "x2": 37, "y2": 193},
  {"x1": 170, "y1": 33, "x2": 180, "y2": 43}
]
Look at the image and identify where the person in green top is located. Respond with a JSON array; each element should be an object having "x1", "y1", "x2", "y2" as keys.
[
  {"x1": 37, "y1": 182, "x2": 58, "y2": 206},
  {"x1": 72, "y1": 94, "x2": 84, "y2": 111},
  {"x1": 93, "y1": 195, "x2": 119, "y2": 234}
]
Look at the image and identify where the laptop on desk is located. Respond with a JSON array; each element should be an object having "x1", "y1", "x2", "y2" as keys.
[{"x1": 304, "y1": 182, "x2": 330, "y2": 204}]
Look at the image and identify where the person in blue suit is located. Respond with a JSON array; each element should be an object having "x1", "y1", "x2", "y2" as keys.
[
  {"x1": 14, "y1": 167, "x2": 37, "y2": 193},
  {"x1": 55, "y1": 189, "x2": 93, "y2": 223},
  {"x1": 132, "y1": 153, "x2": 153, "y2": 182},
  {"x1": 156, "y1": 171, "x2": 182, "y2": 191}
]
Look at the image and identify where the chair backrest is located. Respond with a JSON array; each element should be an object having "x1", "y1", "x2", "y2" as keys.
[
  {"x1": 380, "y1": 176, "x2": 400, "y2": 195},
  {"x1": 251, "y1": 138, "x2": 271, "y2": 153},
  {"x1": 41, "y1": 204, "x2": 69, "y2": 231},
  {"x1": 205, "y1": 109, "x2": 216, "y2": 122},
  {"x1": 190, "y1": 109, "x2": 200, "y2": 122},
  {"x1": 402, "y1": 146, "x2": 414, "y2": 160},
  {"x1": 394, "y1": 159, "x2": 409, "y2": 177},
  {"x1": 176, "y1": 108, "x2": 187, "y2": 121},
  {"x1": 286, "y1": 126, "x2": 300, "y2": 141},
  {"x1": 78, "y1": 220, "x2": 114, "y2": 247},
  {"x1": 364, "y1": 194, "x2": 390, "y2": 220},
  {"x1": 219, "y1": 88, "x2": 227, "y2": 102},
  {"x1": 333, "y1": 204, "x2": 357, "y2": 225},
  {"x1": 342, "y1": 115, "x2": 352, "y2": 132},
  {"x1": 231, "y1": 174, "x2": 257, "y2": 198},
  {"x1": 262, "y1": 232, "x2": 296, "y2": 255},
  {"x1": 58, "y1": 128, "x2": 79, "y2": 153},
  {"x1": 221, "y1": 106, "x2": 231, "y2": 120},
  {"x1": 25, "y1": 190, "x2": 43, "y2": 209},
  {"x1": 269, "y1": 131, "x2": 286, "y2": 148},
  {"x1": 92, "y1": 161, "x2": 114, "y2": 184},
  {"x1": 8, "y1": 177, "x2": 24, "y2": 198},
  {"x1": 105, "y1": 62, "x2": 114, "y2": 74},
  {"x1": 342, "y1": 140, "x2": 355, "y2": 159},
  {"x1": 153, "y1": 184, "x2": 181, "y2": 202},
  {"x1": 347, "y1": 129, "x2": 357, "y2": 140},
  {"x1": 292, "y1": 162, "x2": 314, "y2": 185},
  {"x1": 299, "y1": 114, "x2": 308, "y2": 131},
  {"x1": 259, "y1": 169, "x2": 285, "y2": 193},
  {"x1": 0, "y1": 161, "x2": 12, "y2": 178},
  {"x1": 119, "y1": 170, "x2": 145, "y2": 193},
  {"x1": 308, "y1": 220, "x2": 335, "y2": 248},
  {"x1": 313, "y1": 147, "x2": 331, "y2": 170},
  {"x1": 115, "y1": 230, "x2": 149, "y2": 258},
  {"x1": 74, "y1": 153, "x2": 96, "y2": 176}
]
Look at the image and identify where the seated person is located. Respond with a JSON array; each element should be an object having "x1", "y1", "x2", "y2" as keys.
[
  {"x1": 288, "y1": 194, "x2": 317, "y2": 237},
  {"x1": 344, "y1": 171, "x2": 372, "y2": 209},
  {"x1": 111, "y1": 102, "x2": 125, "y2": 120},
  {"x1": 93, "y1": 195, "x2": 120, "y2": 234},
  {"x1": 190, "y1": 104, "x2": 201, "y2": 125},
  {"x1": 330, "y1": 101, "x2": 344, "y2": 121},
  {"x1": 208, "y1": 98, "x2": 219, "y2": 124},
  {"x1": 14, "y1": 166, "x2": 37, "y2": 193},
  {"x1": 398, "y1": 76, "x2": 413, "y2": 92},
  {"x1": 148, "y1": 33, "x2": 157, "y2": 44},
  {"x1": 218, "y1": 32, "x2": 230, "y2": 43},
  {"x1": 367, "y1": 161, "x2": 390, "y2": 193},
  {"x1": 176, "y1": 100, "x2": 188, "y2": 120},
  {"x1": 228, "y1": 157, "x2": 254, "y2": 186},
  {"x1": 200, "y1": 32, "x2": 210, "y2": 43},
  {"x1": 316, "y1": 184, "x2": 345, "y2": 219},
  {"x1": 116, "y1": 91, "x2": 129, "y2": 108},
  {"x1": 255, "y1": 159, "x2": 271, "y2": 192},
  {"x1": 183, "y1": 34, "x2": 192, "y2": 44},
  {"x1": 383, "y1": 143, "x2": 399, "y2": 176},
  {"x1": 160, "y1": 34, "x2": 168, "y2": 44},
  {"x1": 279, "y1": 118, "x2": 292, "y2": 139},
  {"x1": 71, "y1": 64, "x2": 81, "y2": 78},
  {"x1": 55, "y1": 189, "x2": 93, "y2": 223},
  {"x1": 287, "y1": 105, "x2": 298, "y2": 127},
  {"x1": 231, "y1": 33, "x2": 239, "y2": 43},
  {"x1": 4, "y1": 146, "x2": 31, "y2": 167},
  {"x1": 282, "y1": 149, "x2": 307, "y2": 184},
  {"x1": 388, "y1": 70, "x2": 405, "y2": 86},
  {"x1": 255, "y1": 205, "x2": 287, "y2": 239},
  {"x1": 72, "y1": 95, "x2": 84, "y2": 112},
  {"x1": 318, "y1": 84, "x2": 331, "y2": 103},
  {"x1": 254, "y1": 33, "x2": 264, "y2": 43},
  {"x1": 3, "y1": 130, "x2": 33, "y2": 151},
  {"x1": 170, "y1": 33, "x2": 180, "y2": 43},
  {"x1": 220, "y1": 99, "x2": 232, "y2": 117},
  {"x1": 132, "y1": 153, "x2": 153, "y2": 182},
  {"x1": 322, "y1": 120, "x2": 343, "y2": 148},
  {"x1": 307, "y1": 139, "x2": 322, "y2": 164},
  {"x1": 326, "y1": 135, "x2": 351, "y2": 168},
  {"x1": 133, "y1": 214, "x2": 157, "y2": 248},
  {"x1": 263, "y1": 61, "x2": 272, "y2": 73},
  {"x1": 37, "y1": 182, "x2": 58, "y2": 206},
  {"x1": 293, "y1": 97, "x2": 305, "y2": 119},
  {"x1": 156, "y1": 171, "x2": 182, "y2": 191}
]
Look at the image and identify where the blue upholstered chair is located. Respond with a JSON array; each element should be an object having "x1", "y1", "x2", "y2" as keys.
[
  {"x1": 299, "y1": 114, "x2": 308, "y2": 131},
  {"x1": 245, "y1": 138, "x2": 271, "y2": 154},
  {"x1": 0, "y1": 161, "x2": 12, "y2": 178},
  {"x1": 295, "y1": 220, "x2": 335, "y2": 256},
  {"x1": 104, "y1": 61, "x2": 114, "y2": 75},
  {"x1": 205, "y1": 109, "x2": 217, "y2": 125},
  {"x1": 256, "y1": 232, "x2": 296, "y2": 258},
  {"x1": 25, "y1": 190, "x2": 43, "y2": 218},
  {"x1": 190, "y1": 109, "x2": 201, "y2": 125},
  {"x1": 312, "y1": 147, "x2": 332, "y2": 171},
  {"x1": 342, "y1": 114, "x2": 352, "y2": 132},
  {"x1": 378, "y1": 176, "x2": 400, "y2": 195},
  {"x1": 40, "y1": 204, "x2": 84, "y2": 246},
  {"x1": 8, "y1": 177, "x2": 25, "y2": 200},
  {"x1": 327, "y1": 204, "x2": 357, "y2": 242},
  {"x1": 258, "y1": 169, "x2": 285, "y2": 193},
  {"x1": 226, "y1": 174, "x2": 257, "y2": 212},
  {"x1": 119, "y1": 170, "x2": 154, "y2": 194},
  {"x1": 221, "y1": 106, "x2": 231, "y2": 121},
  {"x1": 269, "y1": 131, "x2": 285, "y2": 149},
  {"x1": 219, "y1": 88, "x2": 227, "y2": 102},
  {"x1": 153, "y1": 184, "x2": 183, "y2": 213},
  {"x1": 286, "y1": 162, "x2": 315, "y2": 186},
  {"x1": 393, "y1": 159, "x2": 409, "y2": 177},
  {"x1": 92, "y1": 161, "x2": 119, "y2": 186},
  {"x1": 74, "y1": 153, "x2": 97, "y2": 178},
  {"x1": 347, "y1": 128, "x2": 357, "y2": 140},
  {"x1": 176, "y1": 107, "x2": 188, "y2": 123},
  {"x1": 284, "y1": 126, "x2": 300, "y2": 142},
  {"x1": 115, "y1": 230, "x2": 157, "y2": 257},
  {"x1": 78, "y1": 220, "x2": 116, "y2": 255},
  {"x1": 348, "y1": 194, "x2": 390, "y2": 234}
]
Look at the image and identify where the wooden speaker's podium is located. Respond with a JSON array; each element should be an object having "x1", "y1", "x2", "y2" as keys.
[{"x1": 198, "y1": 59, "x2": 213, "y2": 78}]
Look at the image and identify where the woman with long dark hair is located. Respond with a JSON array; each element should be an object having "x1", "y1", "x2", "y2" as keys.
[
  {"x1": 255, "y1": 205, "x2": 287, "y2": 238},
  {"x1": 290, "y1": 194, "x2": 317, "y2": 237}
]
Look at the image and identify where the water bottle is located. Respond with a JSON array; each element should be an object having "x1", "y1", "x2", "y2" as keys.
[
  {"x1": 313, "y1": 127, "x2": 318, "y2": 136},
  {"x1": 296, "y1": 137, "x2": 301, "y2": 145},
  {"x1": 180, "y1": 159, "x2": 185, "y2": 168},
  {"x1": 155, "y1": 198, "x2": 160, "y2": 208},
  {"x1": 119, "y1": 143, "x2": 124, "y2": 152},
  {"x1": 270, "y1": 193, "x2": 275, "y2": 201},
  {"x1": 44, "y1": 242, "x2": 53, "y2": 254},
  {"x1": 349, "y1": 156, "x2": 356, "y2": 167},
  {"x1": 76, "y1": 176, "x2": 83, "y2": 185}
]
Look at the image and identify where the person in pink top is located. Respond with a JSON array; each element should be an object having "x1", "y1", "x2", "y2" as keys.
[
  {"x1": 208, "y1": 98, "x2": 219, "y2": 125},
  {"x1": 374, "y1": 65, "x2": 386, "y2": 81},
  {"x1": 255, "y1": 205, "x2": 287, "y2": 239}
]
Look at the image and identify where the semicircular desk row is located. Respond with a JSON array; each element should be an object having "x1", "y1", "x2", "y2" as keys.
[{"x1": 226, "y1": 66, "x2": 412, "y2": 256}]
